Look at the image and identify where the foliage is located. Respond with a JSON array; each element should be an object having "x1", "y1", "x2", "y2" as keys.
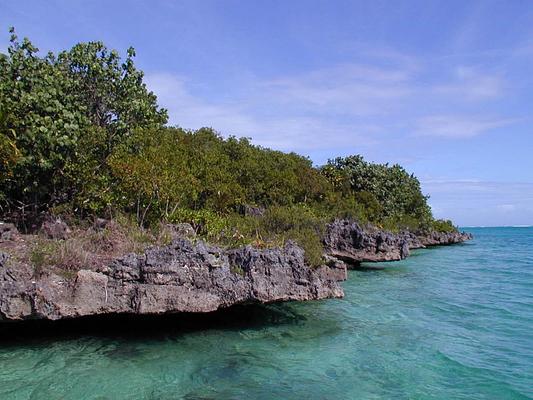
[
  {"x1": 321, "y1": 155, "x2": 433, "y2": 230},
  {"x1": 230, "y1": 264, "x2": 245, "y2": 277},
  {"x1": 159, "y1": 204, "x2": 325, "y2": 267},
  {"x1": 0, "y1": 28, "x2": 167, "y2": 215},
  {"x1": 27, "y1": 214, "x2": 162, "y2": 277},
  {"x1": 109, "y1": 127, "x2": 331, "y2": 222},
  {"x1": 1, "y1": 29, "x2": 458, "y2": 267},
  {"x1": 0, "y1": 106, "x2": 21, "y2": 195},
  {"x1": 257, "y1": 204, "x2": 325, "y2": 266},
  {"x1": 431, "y1": 219, "x2": 457, "y2": 233}
]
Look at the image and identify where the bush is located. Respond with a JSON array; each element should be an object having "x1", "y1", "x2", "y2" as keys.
[
  {"x1": 431, "y1": 219, "x2": 457, "y2": 233},
  {"x1": 1, "y1": 29, "x2": 458, "y2": 263},
  {"x1": 27, "y1": 215, "x2": 164, "y2": 277},
  {"x1": 321, "y1": 155, "x2": 433, "y2": 227}
]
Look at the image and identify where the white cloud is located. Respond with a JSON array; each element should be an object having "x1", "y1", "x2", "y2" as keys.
[
  {"x1": 145, "y1": 72, "x2": 379, "y2": 151},
  {"x1": 414, "y1": 115, "x2": 516, "y2": 138},
  {"x1": 497, "y1": 204, "x2": 516, "y2": 212},
  {"x1": 262, "y1": 63, "x2": 413, "y2": 116},
  {"x1": 146, "y1": 73, "x2": 260, "y2": 135},
  {"x1": 433, "y1": 66, "x2": 503, "y2": 100},
  {"x1": 421, "y1": 180, "x2": 533, "y2": 226},
  {"x1": 144, "y1": 46, "x2": 530, "y2": 226},
  {"x1": 146, "y1": 49, "x2": 521, "y2": 154}
]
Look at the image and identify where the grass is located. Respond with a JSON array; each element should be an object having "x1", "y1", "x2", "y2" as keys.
[
  {"x1": 191, "y1": 205, "x2": 327, "y2": 267},
  {"x1": 230, "y1": 264, "x2": 245, "y2": 277},
  {"x1": 24, "y1": 215, "x2": 178, "y2": 278},
  {"x1": 6, "y1": 206, "x2": 333, "y2": 280}
]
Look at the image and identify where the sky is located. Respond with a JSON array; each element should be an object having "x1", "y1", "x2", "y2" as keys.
[{"x1": 1, "y1": 0, "x2": 532, "y2": 226}]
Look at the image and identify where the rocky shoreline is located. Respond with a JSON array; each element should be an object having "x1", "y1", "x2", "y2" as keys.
[
  {"x1": 0, "y1": 219, "x2": 471, "y2": 322},
  {"x1": 324, "y1": 219, "x2": 473, "y2": 266}
]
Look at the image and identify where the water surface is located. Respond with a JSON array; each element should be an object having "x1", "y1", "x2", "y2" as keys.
[{"x1": 1, "y1": 227, "x2": 532, "y2": 399}]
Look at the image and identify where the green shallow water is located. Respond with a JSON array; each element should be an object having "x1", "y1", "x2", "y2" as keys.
[{"x1": 1, "y1": 227, "x2": 532, "y2": 399}]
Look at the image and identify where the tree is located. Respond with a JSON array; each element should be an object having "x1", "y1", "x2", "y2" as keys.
[
  {"x1": 0, "y1": 28, "x2": 167, "y2": 215},
  {"x1": 321, "y1": 155, "x2": 433, "y2": 229},
  {"x1": 0, "y1": 106, "x2": 21, "y2": 199}
]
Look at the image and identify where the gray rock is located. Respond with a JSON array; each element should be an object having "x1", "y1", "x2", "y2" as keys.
[
  {"x1": 0, "y1": 252, "x2": 9, "y2": 265},
  {"x1": 323, "y1": 219, "x2": 410, "y2": 264},
  {"x1": 324, "y1": 219, "x2": 472, "y2": 267},
  {"x1": 398, "y1": 231, "x2": 425, "y2": 250},
  {"x1": 41, "y1": 218, "x2": 71, "y2": 240},
  {"x1": 241, "y1": 204, "x2": 265, "y2": 217},
  {"x1": 400, "y1": 240, "x2": 410, "y2": 259},
  {"x1": 0, "y1": 238, "x2": 345, "y2": 321},
  {"x1": 417, "y1": 231, "x2": 473, "y2": 247},
  {"x1": 93, "y1": 218, "x2": 110, "y2": 231},
  {"x1": 164, "y1": 223, "x2": 196, "y2": 240},
  {"x1": 0, "y1": 222, "x2": 18, "y2": 242}
]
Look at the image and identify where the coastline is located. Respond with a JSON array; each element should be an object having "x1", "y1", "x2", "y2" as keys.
[
  {"x1": 2, "y1": 227, "x2": 529, "y2": 400},
  {"x1": 0, "y1": 219, "x2": 471, "y2": 323}
]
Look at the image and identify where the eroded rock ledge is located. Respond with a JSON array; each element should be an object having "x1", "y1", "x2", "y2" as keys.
[
  {"x1": 0, "y1": 239, "x2": 346, "y2": 321},
  {"x1": 0, "y1": 218, "x2": 472, "y2": 322},
  {"x1": 324, "y1": 219, "x2": 472, "y2": 266}
]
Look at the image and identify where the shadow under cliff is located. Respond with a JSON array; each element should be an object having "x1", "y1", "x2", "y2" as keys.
[{"x1": 0, "y1": 303, "x2": 311, "y2": 345}]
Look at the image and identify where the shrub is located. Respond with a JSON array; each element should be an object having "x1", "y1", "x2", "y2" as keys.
[
  {"x1": 321, "y1": 155, "x2": 433, "y2": 226},
  {"x1": 1, "y1": 29, "x2": 457, "y2": 257},
  {"x1": 27, "y1": 215, "x2": 161, "y2": 277},
  {"x1": 431, "y1": 219, "x2": 457, "y2": 233}
]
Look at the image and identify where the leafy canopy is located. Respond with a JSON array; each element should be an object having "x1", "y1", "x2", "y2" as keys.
[
  {"x1": 0, "y1": 28, "x2": 456, "y2": 247},
  {"x1": 321, "y1": 155, "x2": 433, "y2": 230},
  {"x1": 0, "y1": 28, "x2": 167, "y2": 212}
]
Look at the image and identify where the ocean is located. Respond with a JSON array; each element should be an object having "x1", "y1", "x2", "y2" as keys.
[{"x1": 0, "y1": 227, "x2": 531, "y2": 399}]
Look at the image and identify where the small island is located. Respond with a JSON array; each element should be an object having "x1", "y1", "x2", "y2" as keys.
[{"x1": 0, "y1": 30, "x2": 471, "y2": 322}]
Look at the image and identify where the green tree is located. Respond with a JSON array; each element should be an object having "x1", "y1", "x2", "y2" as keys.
[
  {"x1": 0, "y1": 28, "x2": 454, "y2": 244},
  {"x1": 321, "y1": 155, "x2": 433, "y2": 229},
  {"x1": 0, "y1": 106, "x2": 21, "y2": 206},
  {"x1": 0, "y1": 28, "x2": 167, "y2": 215}
]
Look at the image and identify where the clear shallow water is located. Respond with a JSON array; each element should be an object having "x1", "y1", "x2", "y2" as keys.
[{"x1": 1, "y1": 227, "x2": 532, "y2": 399}]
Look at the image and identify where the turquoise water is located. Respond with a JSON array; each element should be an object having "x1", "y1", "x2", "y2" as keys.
[{"x1": 1, "y1": 227, "x2": 532, "y2": 399}]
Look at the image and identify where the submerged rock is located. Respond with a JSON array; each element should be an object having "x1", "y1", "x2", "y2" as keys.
[{"x1": 0, "y1": 239, "x2": 345, "y2": 322}]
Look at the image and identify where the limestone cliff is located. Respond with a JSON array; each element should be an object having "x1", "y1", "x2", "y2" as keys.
[{"x1": 0, "y1": 239, "x2": 345, "y2": 321}]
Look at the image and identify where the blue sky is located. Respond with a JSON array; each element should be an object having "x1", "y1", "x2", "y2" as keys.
[{"x1": 2, "y1": 0, "x2": 532, "y2": 226}]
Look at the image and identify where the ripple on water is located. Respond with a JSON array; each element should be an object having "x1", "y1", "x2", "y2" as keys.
[{"x1": 0, "y1": 227, "x2": 532, "y2": 399}]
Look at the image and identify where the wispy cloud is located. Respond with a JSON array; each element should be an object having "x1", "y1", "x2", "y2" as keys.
[
  {"x1": 497, "y1": 204, "x2": 516, "y2": 212},
  {"x1": 146, "y1": 45, "x2": 522, "y2": 155},
  {"x1": 414, "y1": 115, "x2": 517, "y2": 138},
  {"x1": 146, "y1": 73, "x2": 255, "y2": 133},
  {"x1": 145, "y1": 72, "x2": 379, "y2": 151},
  {"x1": 423, "y1": 180, "x2": 533, "y2": 225},
  {"x1": 433, "y1": 66, "x2": 504, "y2": 100},
  {"x1": 262, "y1": 63, "x2": 413, "y2": 116},
  {"x1": 422, "y1": 180, "x2": 533, "y2": 194}
]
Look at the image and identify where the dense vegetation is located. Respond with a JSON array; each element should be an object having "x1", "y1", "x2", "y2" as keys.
[{"x1": 0, "y1": 29, "x2": 456, "y2": 265}]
